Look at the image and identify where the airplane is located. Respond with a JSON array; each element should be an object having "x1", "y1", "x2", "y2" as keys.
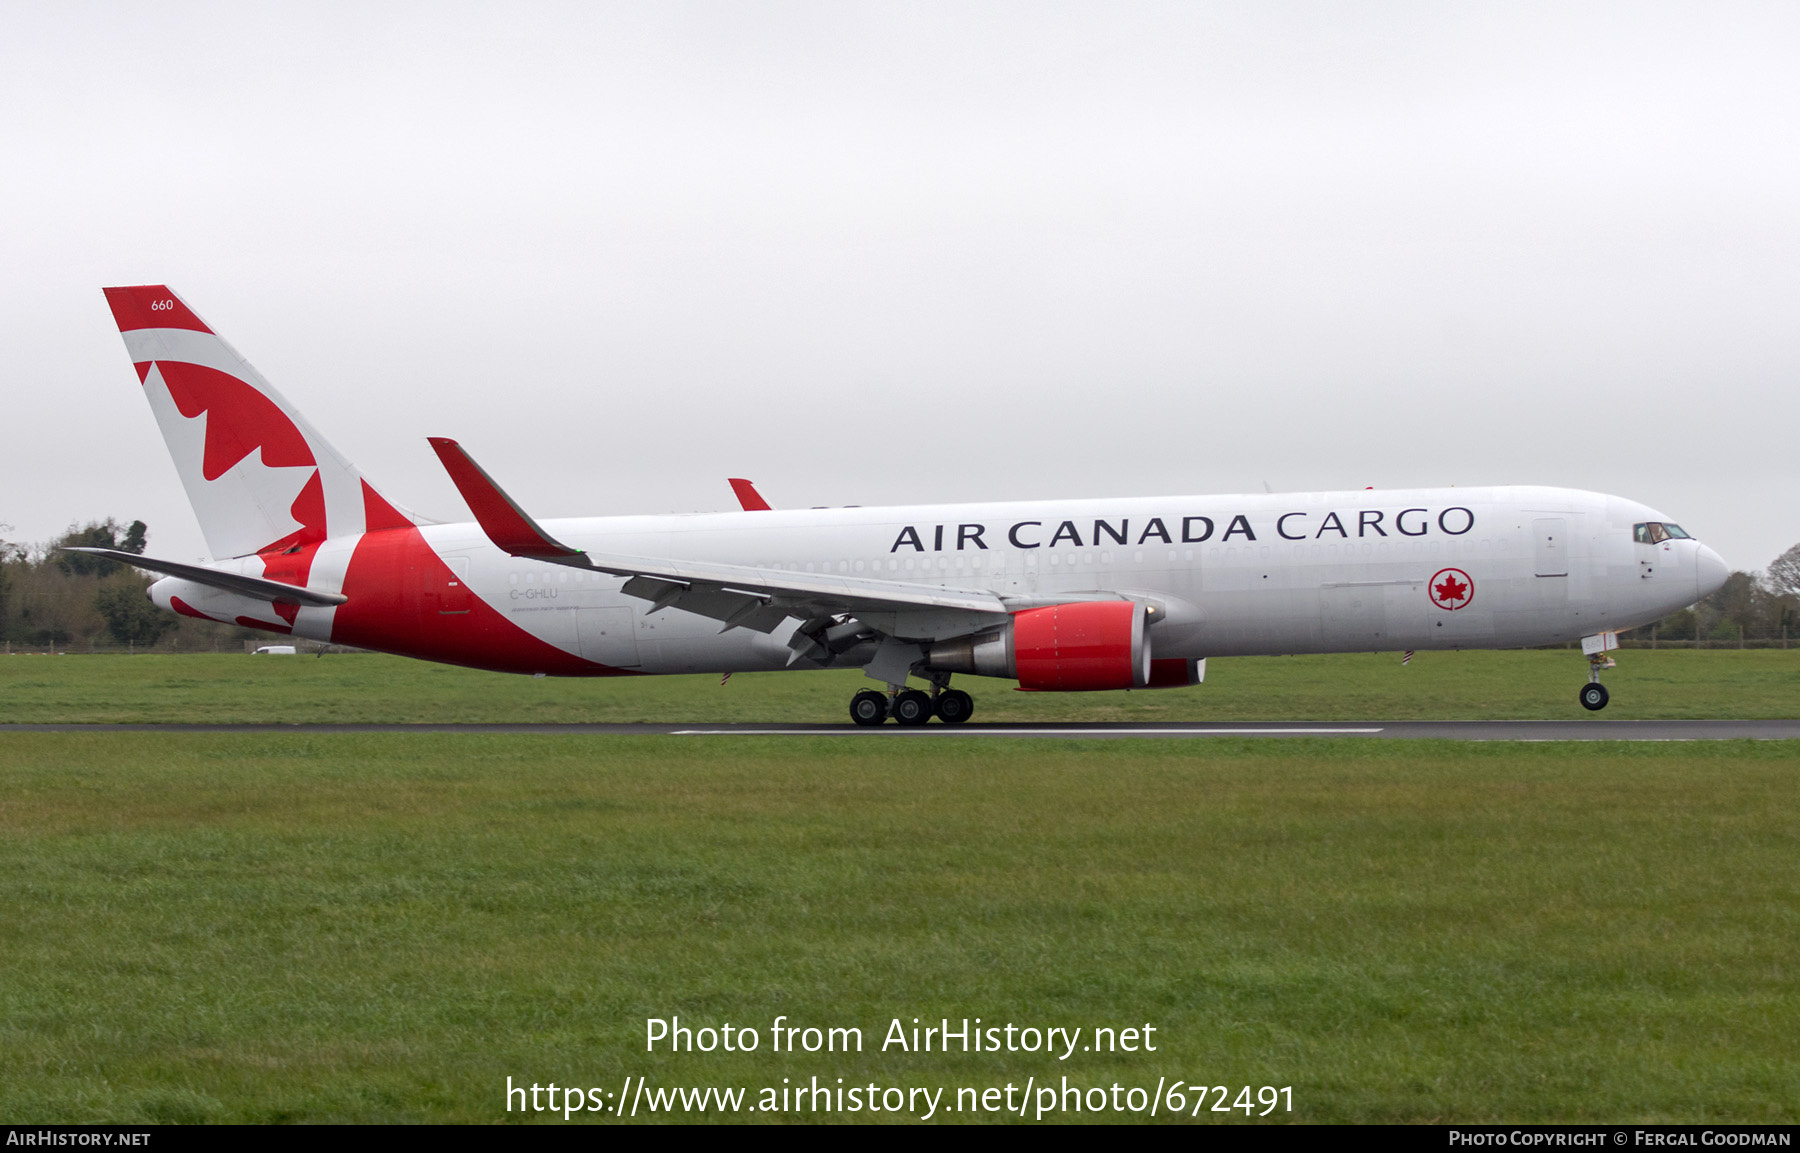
[{"x1": 71, "y1": 285, "x2": 1730, "y2": 725}]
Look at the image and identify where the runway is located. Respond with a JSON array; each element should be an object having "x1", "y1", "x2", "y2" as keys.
[{"x1": 4, "y1": 720, "x2": 1799, "y2": 740}]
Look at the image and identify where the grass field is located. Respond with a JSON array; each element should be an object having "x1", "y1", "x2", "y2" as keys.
[
  {"x1": 1, "y1": 653, "x2": 1796, "y2": 1123},
  {"x1": 2, "y1": 648, "x2": 1798, "y2": 724},
  {"x1": 0, "y1": 731, "x2": 1796, "y2": 1123}
]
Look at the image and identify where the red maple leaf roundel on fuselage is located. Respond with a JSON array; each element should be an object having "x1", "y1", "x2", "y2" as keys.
[{"x1": 1429, "y1": 568, "x2": 1474, "y2": 611}]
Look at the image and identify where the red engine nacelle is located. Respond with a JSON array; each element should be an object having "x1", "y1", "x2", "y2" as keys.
[
  {"x1": 1012, "y1": 600, "x2": 1150, "y2": 691},
  {"x1": 926, "y1": 600, "x2": 1154, "y2": 691}
]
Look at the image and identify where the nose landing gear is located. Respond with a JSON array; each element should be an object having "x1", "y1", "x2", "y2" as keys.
[{"x1": 1578, "y1": 632, "x2": 1618, "y2": 712}]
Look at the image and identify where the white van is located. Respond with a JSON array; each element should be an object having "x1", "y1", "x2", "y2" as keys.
[{"x1": 252, "y1": 645, "x2": 298, "y2": 655}]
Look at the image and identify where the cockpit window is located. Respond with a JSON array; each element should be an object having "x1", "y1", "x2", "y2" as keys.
[{"x1": 1634, "y1": 521, "x2": 1691, "y2": 544}]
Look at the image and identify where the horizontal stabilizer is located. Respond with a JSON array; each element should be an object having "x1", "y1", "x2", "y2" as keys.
[
  {"x1": 427, "y1": 437, "x2": 587, "y2": 561},
  {"x1": 57, "y1": 547, "x2": 348, "y2": 607}
]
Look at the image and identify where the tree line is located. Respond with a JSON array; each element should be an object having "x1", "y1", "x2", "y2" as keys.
[
  {"x1": 2, "y1": 518, "x2": 1797, "y2": 652},
  {"x1": 0, "y1": 519, "x2": 257, "y2": 651},
  {"x1": 1657, "y1": 542, "x2": 1800, "y2": 644}
]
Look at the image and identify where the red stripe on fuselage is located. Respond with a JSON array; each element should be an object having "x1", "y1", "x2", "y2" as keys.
[{"x1": 330, "y1": 526, "x2": 634, "y2": 676}]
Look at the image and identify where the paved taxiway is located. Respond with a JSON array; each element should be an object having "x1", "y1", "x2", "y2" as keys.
[{"x1": 4, "y1": 720, "x2": 1798, "y2": 740}]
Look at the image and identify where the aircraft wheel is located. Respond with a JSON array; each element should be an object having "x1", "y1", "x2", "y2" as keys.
[
  {"x1": 934, "y1": 689, "x2": 974, "y2": 724},
  {"x1": 1579, "y1": 683, "x2": 1609, "y2": 712},
  {"x1": 850, "y1": 690, "x2": 890, "y2": 726},
  {"x1": 892, "y1": 689, "x2": 934, "y2": 726}
]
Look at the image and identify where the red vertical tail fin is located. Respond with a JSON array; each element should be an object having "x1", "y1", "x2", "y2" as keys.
[{"x1": 102, "y1": 285, "x2": 414, "y2": 559}]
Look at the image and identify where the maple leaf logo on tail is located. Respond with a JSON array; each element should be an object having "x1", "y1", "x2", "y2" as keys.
[
  {"x1": 102, "y1": 285, "x2": 412, "y2": 565},
  {"x1": 1429, "y1": 568, "x2": 1474, "y2": 611}
]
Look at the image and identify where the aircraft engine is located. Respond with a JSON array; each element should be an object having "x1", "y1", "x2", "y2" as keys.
[{"x1": 925, "y1": 600, "x2": 1151, "y2": 691}]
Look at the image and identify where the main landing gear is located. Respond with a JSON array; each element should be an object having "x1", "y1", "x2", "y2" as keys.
[
  {"x1": 849, "y1": 690, "x2": 889, "y2": 725},
  {"x1": 848, "y1": 683, "x2": 975, "y2": 726}
]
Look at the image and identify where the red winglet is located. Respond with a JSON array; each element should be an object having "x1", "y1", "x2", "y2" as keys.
[
  {"x1": 102, "y1": 285, "x2": 213, "y2": 334},
  {"x1": 729, "y1": 477, "x2": 772, "y2": 511},
  {"x1": 427, "y1": 437, "x2": 585, "y2": 561}
]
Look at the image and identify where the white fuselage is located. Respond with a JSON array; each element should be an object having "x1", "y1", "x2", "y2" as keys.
[{"x1": 156, "y1": 483, "x2": 1727, "y2": 678}]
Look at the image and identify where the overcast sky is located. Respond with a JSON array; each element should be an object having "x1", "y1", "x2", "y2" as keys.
[{"x1": 4, "y1": 2, "x2": 1796, "y2": 571}]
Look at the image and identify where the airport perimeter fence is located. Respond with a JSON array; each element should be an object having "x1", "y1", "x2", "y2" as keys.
[{"x1": 1615, "y1": 636, "x2": 1792, "y2": 649}]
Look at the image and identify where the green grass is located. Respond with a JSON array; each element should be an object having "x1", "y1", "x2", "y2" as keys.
[
  {"x1": 0, "y1": 733, "x2": 1796, "y2": 1122},
  {"x1": 3, "y1": 649, "x2": 1798, "y2": 724}
]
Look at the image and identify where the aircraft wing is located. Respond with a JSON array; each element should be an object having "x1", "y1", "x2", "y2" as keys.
[
  {"x1": 56, "y1": 547, "x2": 349, "y2": 607},
  {"x1": 427, "y1": 438, "x2": 1007, "y2": 636},
  {"x1": 582, "y1": 549, "x2": 1005, "y2": 627}
]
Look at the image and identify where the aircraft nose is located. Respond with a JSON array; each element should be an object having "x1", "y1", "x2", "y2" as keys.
[{"x1": 1695, "y1": 543, "x2": 1729, "y2": 600}]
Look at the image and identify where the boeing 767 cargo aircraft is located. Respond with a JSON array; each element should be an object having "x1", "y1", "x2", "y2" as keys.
[{"x1": 72, "y1": 285, "x2": 1729, "y2": 724}]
